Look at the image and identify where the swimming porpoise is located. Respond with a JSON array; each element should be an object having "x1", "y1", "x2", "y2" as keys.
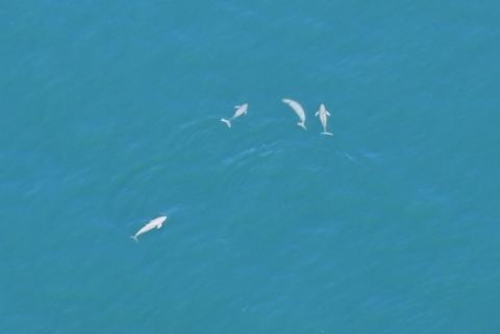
[
  {"x1": 315, "y1": 104, "x2": 333, "y2": 136},
  {"x1": 282, "y1": 98, "x2": 307, "y2": 130},
  {"x1": 131, "y1": 216, "x2": 167, "y2": 242},
  {"x1": 221, "y1": 103, "x2": 248, "y2": 128}
]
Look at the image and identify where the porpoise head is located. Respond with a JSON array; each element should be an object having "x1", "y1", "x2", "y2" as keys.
[{"x1": 156, "y1": 216, "x2": 167, "y2": 228}]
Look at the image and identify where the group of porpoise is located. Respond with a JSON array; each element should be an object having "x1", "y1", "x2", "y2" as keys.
[
  {"x1": 131, "y1": 99, "x2": 332, "y2": 242},
  {"x1": 221, "y1": 98, "x2": 333, "y2": 136}
]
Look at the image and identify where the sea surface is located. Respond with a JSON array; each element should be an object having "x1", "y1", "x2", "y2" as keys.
[{"x1": 1, "y1": 0, "x2": 499, "y2": 333}]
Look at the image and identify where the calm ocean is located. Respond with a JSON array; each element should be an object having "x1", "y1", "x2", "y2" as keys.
[{"x1": 1, "y1": 0, "x2": 499, "y2": 333}]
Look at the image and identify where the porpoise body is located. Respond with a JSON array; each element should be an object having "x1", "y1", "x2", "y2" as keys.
[
  {"x1": 282, "y1": 98, "x2": 307, "y2": 129},
  {"x1": 315, "y1": 104, "x2": 333, "y2": 136},
  {"x1": 221, "y1": 103, "x2": 248, "y2": 128},
  {"x1": 131, "y1": 216, "x2": 167, "y2": 242}
]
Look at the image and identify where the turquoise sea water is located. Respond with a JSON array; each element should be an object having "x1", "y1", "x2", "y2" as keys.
[{"x1": 1, "y1": 1, "x2": 499, "y2": 333}]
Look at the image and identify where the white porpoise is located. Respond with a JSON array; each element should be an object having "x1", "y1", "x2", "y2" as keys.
[
  {"x1": 131, "y1": 216, "x2": 167, "y2": 242},
  {"x1": 282, "y1": 98, "x2": 307, "y2": 130},
  {"x1": 221, "y1": 103, "x2": 248, "y2": 128},
  {"x1": 315, "y1": 104, "x2": 333, "y2": 136}
]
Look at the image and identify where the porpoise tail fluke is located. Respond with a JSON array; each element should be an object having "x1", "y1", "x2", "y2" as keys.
[
  {"x1": 298, "y1": 122, "x2": 307, "y2": 130},
  {"x1": 321, "y1": 131, "x2": 334, "y2": 136},
  {"x1": 221, "y1": 118, "x2": 232, "y2": 128},
  {"x1": 130, "y1": 235, "x2": 139, "y2": 243}
]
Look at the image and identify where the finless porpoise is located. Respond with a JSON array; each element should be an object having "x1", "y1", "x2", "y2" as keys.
[
  {"x1": 221, "y1": 103, "x2": 248, "y2": 128},
  {"x1": 131, "y1": 216, "x2": 167, "y2": 242},
  {"x1": 315, "y1": 104, "x2": 333, "y2": 136},
  {"x1": 282, "y1": 98, "x2": 307, "y2": 130}
]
